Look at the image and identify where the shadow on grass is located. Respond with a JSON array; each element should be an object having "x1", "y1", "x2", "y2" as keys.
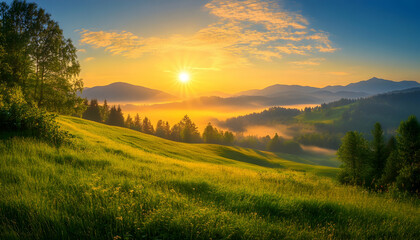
[{"x1": 212, "y1": 146, "x2": 285, "y2": 168}]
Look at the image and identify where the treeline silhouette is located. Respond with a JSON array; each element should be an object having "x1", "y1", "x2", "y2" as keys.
[
  {"x1": 82, "y1": 99, "x2": 303, "y2": 154},
  {"x1": 338, "y1": 117, "x2": 420, "y2": 196}
]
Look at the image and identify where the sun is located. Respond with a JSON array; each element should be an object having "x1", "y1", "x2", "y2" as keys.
[{"x1": 178, "y1": 72, "x2": 190, "y2": 83}]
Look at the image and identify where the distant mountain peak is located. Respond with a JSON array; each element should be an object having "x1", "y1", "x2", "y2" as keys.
[
  {"x1": 81, "y1": 82, "x2": 177, "y2": 102},
  {"x1": 323, "y1": 77, "x2": 420, "y2": 94}
]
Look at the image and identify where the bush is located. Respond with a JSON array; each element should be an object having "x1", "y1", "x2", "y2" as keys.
[
  {"x1": 395, "y1": 165, "x2": 420, "y2": 195},
  {"x1": 0, "y1": 84, "x2": 69, "y2": 146}
]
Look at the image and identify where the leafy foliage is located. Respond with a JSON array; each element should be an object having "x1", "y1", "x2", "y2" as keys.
[
  {"x1": 0, "y1": 84, "x2": 69, "y2": 145},
  {"x1": 0, "y1": 0, "x2": 84, "y2": 115}
]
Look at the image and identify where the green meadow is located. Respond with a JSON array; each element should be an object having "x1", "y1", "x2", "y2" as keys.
[{"x1": 1, "y1": 116, "x2": 419, "y2": 239}]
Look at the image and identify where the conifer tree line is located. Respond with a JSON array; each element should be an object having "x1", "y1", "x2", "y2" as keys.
[
  {"x1": 338, "y1": 116, "x2": 420, "y2": 195},
  {"x1": 81, "y1": 99, "x2": 303, "y2": 153}
]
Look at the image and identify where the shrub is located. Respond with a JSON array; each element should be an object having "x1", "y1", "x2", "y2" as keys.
[{"x1": 0, "y1": 84, "x2": 69, "y2": 146}]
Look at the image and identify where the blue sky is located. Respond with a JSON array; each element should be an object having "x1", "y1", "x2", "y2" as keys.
[{"x1": 13, "y1": 0, "x2": 420, "y2": 91}]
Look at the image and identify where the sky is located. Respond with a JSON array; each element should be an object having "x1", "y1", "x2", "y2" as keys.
[{"x1": 15, "y1": 0, "x2": 420, "y2": 95}]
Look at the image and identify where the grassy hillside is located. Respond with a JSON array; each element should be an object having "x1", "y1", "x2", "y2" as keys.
[{"x1": 1, "y1": 116, "x2": 419, "y2": 239}]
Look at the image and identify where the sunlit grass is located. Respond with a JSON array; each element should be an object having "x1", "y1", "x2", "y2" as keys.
[{"x1": 0, "y1": 116, "x2": 418, "y2": 239}]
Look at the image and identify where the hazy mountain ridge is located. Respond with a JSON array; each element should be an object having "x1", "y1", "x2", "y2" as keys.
[
  {"x1": 219, "y1": 87, "x2": 420, "y2": 135},
  {"x1": 81, "y1": 82, "x2": 177, "y2": 102},
  {"x1": 322, "y1": 77, "x2": 420, "y2": 94},
  {"x1": 237, "y1": 77, "x2": 420, "y2": 97},
  {"x1": 82, "y1": 77, "x2": 420, "y2": 110}
]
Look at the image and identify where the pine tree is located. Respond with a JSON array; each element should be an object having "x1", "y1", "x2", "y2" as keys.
[
  {"x1": 142, "y1": 117, "x2": 154, "y2": 134},
  {"x1": 133, "y1": 113, "x2": 142, "y2": 131},
  {"x1": 155, "y1": 120, "x2": 169, "y2": 138},
  {"x1": 337, "y1": 131, "x2": 372, "y2": 185},
  {"x1": 100, "y1": 99, "x2": 110, "y2": 122},
  {"x1": 170, "y1": 123, "x2": 182, "y2": 141},
  {"x1": 396, "y1": 116, "x2": 420, "y2": 166},
  {"x1": 395, "y1": 116, "x2": 420, "y2": 193},
  {"x1": 125, "y1": 114, "x2": 134, "y2": 128},
  {"x1": 82, "y1": 99, "x2": 101, "y2": 122},
  {"x1": 371, "y1": 122, "x2": 386, "y2": 179},
  {"x1": 267, "y1": 133, "x2": 281, "y2": 152},
  {"x1": 381, "y1": 136, "x2": 401, "y2": 185},
  {"x1": 164, "y1": 121, "x2": 171, "y2": 138},
  {"x1": 106, "y1": 105, "x2": 124, "y2": 127}
]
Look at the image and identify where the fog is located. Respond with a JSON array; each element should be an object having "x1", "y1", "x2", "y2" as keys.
[{"x1": 117, "y1": 102, "x2": 319, "y2": 137}]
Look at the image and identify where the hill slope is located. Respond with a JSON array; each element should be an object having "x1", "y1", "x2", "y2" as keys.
[
  {"x1": 81, "y1": 82, "x2": 177, "y2": 102},
  {"x1": 0, "y1": 117, "x2": 419, "y2": 239}
]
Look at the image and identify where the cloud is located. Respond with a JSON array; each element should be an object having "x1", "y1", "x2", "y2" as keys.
[
  {"x1": 289, "y1": 58, "x2": 325, "y2": 66},
  {"x1": 78, "y1": 48, "x2": 86, "y2": 53},
  {"x1": 84, "y1": 57, "x2": 95, "y2": 62},
  {"x1": 79, "y1": 0, "x2": 337, "y2": 69},
  {"x1": 276, "y1": 44, "x2": 313, "y2": 55}
]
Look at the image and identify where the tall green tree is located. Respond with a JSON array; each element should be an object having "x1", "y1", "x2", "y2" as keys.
[
  {"x1": 155, "y1": 120, "x2": 170, "y2": 138},
  {"x1": 267, "y1": 133, "x2": 281, "y2": 152},
  {"x1": 133, "y1": 113, "x2": 142, "y2": 131},
  {"x1": 106, "y1": 105, "x2": 124, "y2": 127},
  {"x1": 125, "y1": 114, "x2": 134, "y2": 129},
  {"x1": 170, "y1": 123, "x2": 181, "y2": 141},
  {"x1": 371, "y1": 122, "x2": 387, "y2": 179},
  {"x1": 142, "y1": 117, "x2": 154, "y2": 135},
  {"x1": 82, "y1": 99, "x2": 101, "y2": 122},
  {"x1": 223, "y1": 131, "x2": 235, "y2": 145},
  {"x1": 100, "y1": 99, "x2": 110, "y2": 122},
  {"x1": 203, "y1": 122, "x2": 221, "y2": 144},
  {"x1": 337, "y1": 131, "x2": 372, "y2": 185},
  {"x1": 0, "y1": 0, "x2": 83, "y2": 114},
  {"x1": 179, "y1": 115, "x2": 200, "y2": 143},
  {"x1": 395, "y1": 116, "x2": 420, "y2": 193},
  {"x1": 396, "y1": 116, "x2": 420, "y2": 166},
  {"x1": 0, "y1": 1, "x2": 34, "y2": 87}
]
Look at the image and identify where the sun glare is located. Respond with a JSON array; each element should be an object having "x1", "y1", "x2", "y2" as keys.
[{"x1": 178, "y1": 72, "x2": 190, "y2": 83}]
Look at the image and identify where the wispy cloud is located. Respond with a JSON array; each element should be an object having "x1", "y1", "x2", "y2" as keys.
[
  {"x1": 79, "y1": 0, "x2": 337, "y2": 69},
  {"x1": 84, "y1": 57, "x2": 95, "y2": 62}
]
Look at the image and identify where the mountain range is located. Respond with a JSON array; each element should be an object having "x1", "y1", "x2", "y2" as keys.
[
  {"x1": 236, "y1": 77, "x2": 420, "y2": 97},
  {"x1": 82, "y1": 78, "x2": 420, "y2": 109},
  {"x1": 81, "y1": 82, "x2": 177, "y2": 102}
]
